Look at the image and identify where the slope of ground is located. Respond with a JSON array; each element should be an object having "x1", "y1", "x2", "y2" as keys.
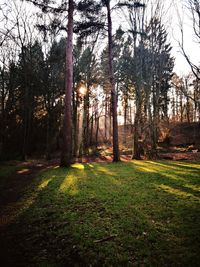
[
  {"x1": 167, "y1": 122, "x2": 200, "y2": 147},
  {"x1": 0, "y1": 160, "x2": 200, "y2": 266},
  {"x1": 117, "y1": 122, "x2": 200, "y2": 148}
]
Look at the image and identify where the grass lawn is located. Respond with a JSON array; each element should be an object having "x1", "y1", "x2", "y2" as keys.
[{"x1": 0, "y1": 160, "x2": 200, "y2": 266}]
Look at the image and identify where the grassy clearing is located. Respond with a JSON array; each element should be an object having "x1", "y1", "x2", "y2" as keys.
[{"x1": 1, "y1": 161, "x2": 200, "y2": 266}]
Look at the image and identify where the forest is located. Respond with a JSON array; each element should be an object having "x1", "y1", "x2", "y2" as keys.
[
  {"x1": 0, "y1": 0, "x2": 199, "y2": 164},
  {"x1": 0, "y1": 0, "x2": 200, "y2": 266}
]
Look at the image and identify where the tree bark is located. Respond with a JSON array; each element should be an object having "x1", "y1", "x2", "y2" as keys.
[
  {"x1": 82, "y1": 88, "x2": 90, "y2": 155},
  {"x1": 60, "y1": 0, "x2": 74, "y2": 167},
  {"x1": 132, "y1": 96, "x2": 142, "y2": 160},
  {"x1": 72, "y1": 87, "x2": 79, "y2": 157},
  {"x1": 0, "y1": 68, "x2": 5, "y2": 157},
  {"x1": 106, "y1": 0, "x2": 120, "y2": 162},
  {"x1": 95, "y1": 114, "x2": 99, "y2": 149},
  {"x1": 123, "y1": 94, "x2": 128, "y2": 144},
  {"x1": 104, "y1": 92, "x2": 108, "y2": 142}
]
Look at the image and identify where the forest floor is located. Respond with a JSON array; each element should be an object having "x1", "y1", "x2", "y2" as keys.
[{"x1": 0, "y1": 159, "x2": 200, "y2": 266}]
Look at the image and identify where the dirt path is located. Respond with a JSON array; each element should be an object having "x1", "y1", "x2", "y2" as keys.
[
  {"x1": 0, "y1": 160, "x2": 56, "y2": 227},
  {"x1": 77, "y1": 152, "x2": 200, "y2": 162},
  {"x1": 0, "y1": 160, "x2": 59, "y2": 267},
  {"x1": 159, "y1": 151, "x2": 200, "y2": 161}
]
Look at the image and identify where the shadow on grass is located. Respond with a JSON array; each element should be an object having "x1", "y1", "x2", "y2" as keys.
[{"x1": 1, "y1": 161, "x2": 200, "y2": 266}]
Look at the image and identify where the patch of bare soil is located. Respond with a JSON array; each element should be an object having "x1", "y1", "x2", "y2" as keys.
[
  {"x1": 76, "y1": 149, "x2": 200, "y2": 163},
  {"x1": 75, "y1": 154, "x2": 132, "y2": 163},
  {"x1": 0, "y1": 159, "x2": 61, "y2": 231},
  {"x1": 159, "y1": 152, "x2": 200, "y2": 161},
  {"x1": 0, "y1": 160, "x2": 55, "y2": 212}
]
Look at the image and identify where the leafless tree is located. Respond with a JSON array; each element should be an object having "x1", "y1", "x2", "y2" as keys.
[{"x1": 177, "y1": 0, "x2": 200, "y2": 80}]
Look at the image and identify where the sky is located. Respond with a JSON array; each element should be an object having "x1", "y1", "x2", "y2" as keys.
[
  {"x1": 0, "y1": 0, "x2": 199, "y2": 76},
  {"x1": 112, "y1": 0, "x2": 199, "y2": 76},
  {"x1": 169, "y1": 0, "x2": 199, "y2": 76}
]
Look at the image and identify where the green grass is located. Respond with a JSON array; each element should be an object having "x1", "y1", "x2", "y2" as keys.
[{"x1": 1, "y1": 161, "x2": 200, "y2": 266}]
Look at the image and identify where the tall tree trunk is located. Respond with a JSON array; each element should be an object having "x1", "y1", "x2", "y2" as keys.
[
  {"x1": 104, "y1": 92, "x2": 108, "y2": 142},
  {"x1": 175, "y1": 87, "x2": 179, "y2": 121},
  {"x1": 109, "y1": 101, "x2": 112, "y2": 143},
  {"x1": 46, "y1": 108, "x2": 51, "y2": 160},
  {"x1": 106, "y1": 1, "x2": 120, "y2": 162},
  {"x1": 90, "y1": 111, "x2": 94, "y2": 146},
  {"x1": 186, "y1": 96, "x2": 191, "y2": 123},
  {"x1": 180, "y1": 90, "x2": 183, "y2": 122},
  {"x1": 82, "y1": 88, "x2": 90, "y2": 155},
  {"x1": 132, "y1": 96, "x2": 142, "y2": 160},
  {"x1": 22, "y1": 78, "x2": 29, "y2": 160},
  {"x1": 21, "y1": 47, "x2": 29, "y2": 161},
  {"x1": 95, "y1": 114, "x2": 99, "y2": 149},
  {"x1": 151, "y1": 84, "x2": 159, "y2": 158},
  {"x1": 0, "y1": 69, "x2": 5, "y2": 157},
  {"x1": 130, "y1": 104, "x2": 133, "y2": 133},
  {"x1": 123, "y1": 94, "x2": 128, "y2": 144},
  {"x1": 72, "y1": 88, "x2": 79, "y2": 157},
  {"x1": 60, "y1": 0, "x2": 74, "y2": 167}
]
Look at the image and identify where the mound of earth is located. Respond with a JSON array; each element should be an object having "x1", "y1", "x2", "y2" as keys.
[{"x1": 167, "y1": 122, "x2": 200, "y2": 147}]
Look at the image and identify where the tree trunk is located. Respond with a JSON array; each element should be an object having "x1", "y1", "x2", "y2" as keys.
[
  {"x1": 109, "y1": 101, "x2": 112, "y2": 143},
  {"x1": 180, "y1": 90, "x2": 183, "y2": 122},
  {"x1": 151, "y1": 84, "x2": 159, "y2": 157},
  {"x1": 46, "y1": 108, "x2": 51, "y2": 160},
  {"x1": 106, "y1": 1, "x2": 120, "y2": 162},
  {"x1": 0, "y1": 68, "x2": 5, "y2": 157},
  {"x1": 90, "y1": 111, "x2": 94, "y2": 146},
  {"x1": 72, "y1": 88, "x2": 79, "y2": 157},
  {"x1": 82, "y1": 89, "x2": 90, "y2": 155},
  {"x1": 95, "y1": 114, "x2": 99, "y2": 149},
  {"x1": 132, "y1": 98, "x2": 142, "y2": 160},
  {"x1": 21, "y1": 47, "x2": 29, "y2": 161},
  {"x1": 186, "y1": 96, "x2": 191, "y2": 123},
  {"x1": 60, "y1": 0, "x2": 74, "y2": 167},
  {"x1": 104, "y1": 92, "x2": 108, "y2": 142},
  {"x1": 123, "y1": 94, "x2": 128, "y2": 144}
]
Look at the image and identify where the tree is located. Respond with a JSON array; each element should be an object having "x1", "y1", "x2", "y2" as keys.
[
  {"x1": 124, "y1": 1, "x2": 146, "y2": 159},
  {"x1": 60, "y1": 0, "x2": 74, "y2": 167},
  {"x1": 27, "y1": 0, "x2": 104, "y2": 166},
  {"x1": 145, "y1": 17, "x2": 174, "y2": 157},
  {"x1": 103, "y1": 0, "x2": 120, "y2": 162},
  {"x1": 172, "y1": 72, "x2": 200, "y2": 123},
  {"x1": 177, "y1": 0, "x2": 200, "y2": 80},
  {"x1": 116, "y1": 33, "x2": 134, "y2": 145},
  {"x1": 43, "y1": 38, "x2": 66, "y2": 159}
]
